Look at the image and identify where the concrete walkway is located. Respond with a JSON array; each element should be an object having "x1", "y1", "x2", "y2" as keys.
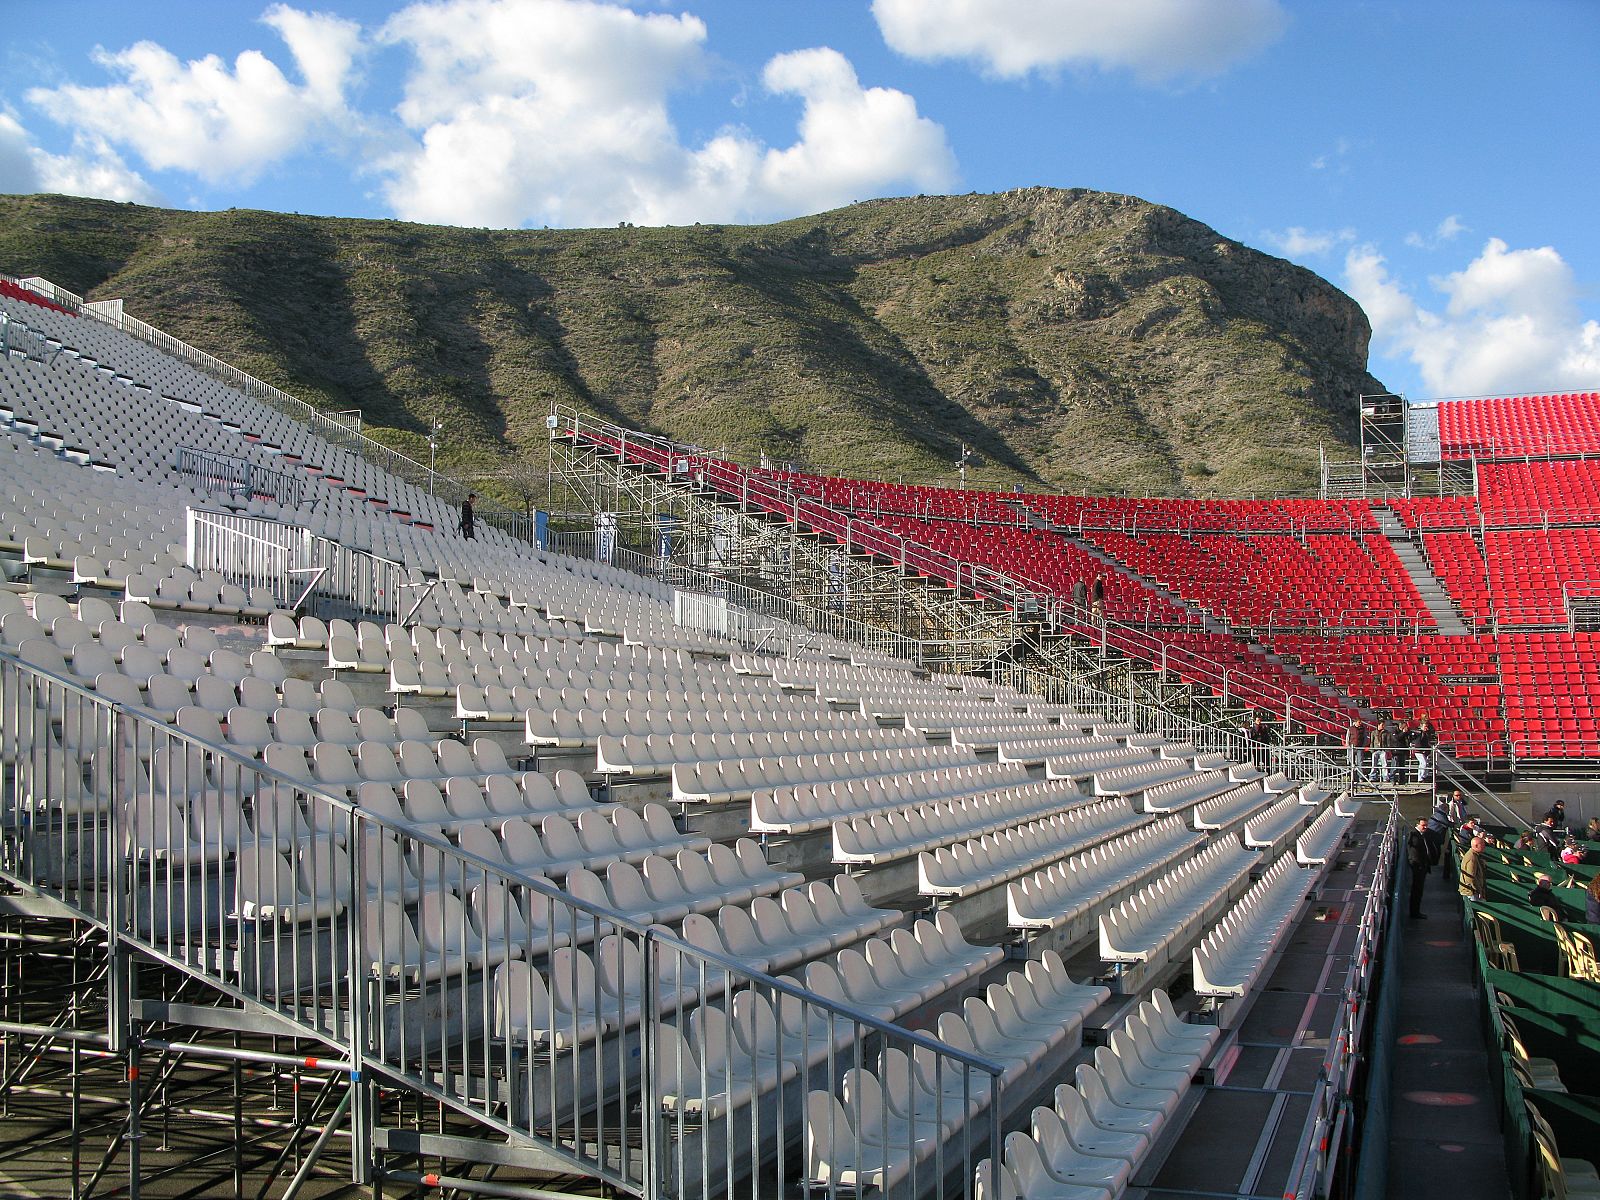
[{"x1": 1384, "y1": 860, "x2": 1510, "y2": 1197}]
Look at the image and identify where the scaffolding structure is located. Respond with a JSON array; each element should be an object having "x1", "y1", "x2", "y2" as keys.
[{"x1": 543, "y1": 405, "x2": 1359, "y2": 741}]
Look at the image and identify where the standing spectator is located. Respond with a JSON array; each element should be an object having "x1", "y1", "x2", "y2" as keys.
[
  {"x1": 1446, "y1": 788, "x2": 1467, "y2": 826},
  {"x1": 1534, "y1": 816, "x2": 1564, "y2": 857},
  {"x1": 1373, "y1": 713, "x2": 1401, "y2": 783},
  {"x1": 1072, "y1": 578, "x2": 1088, "y2": 612},
  {"x1": 1426, "y1": 801, "x2": 1449, "y2": 881},
  {"x1": 1344, "y1": 716, "x2": 1368, "y2": 781},
  {"x1": 1090, "y1": 573, "x2": 1106, "y2": 620},
  {"x1": 1406, "y1": 817, "x2": 1432, "y2": 918},
  {"x1": 460, "y1": 492, "x2": 477, "y2": 540},
  {"x1": 1587, "y1": 874, "x2": 1600, "y2": 925},
  {"x1": 1458, "y1": 836, "x2": 1487, "y2": 902},
  {"x1": 1544, "y1": 800, "x2": 1568, "y2": 829},
  {"x1": 1410, "y1": 714, "x2": 1438, "y2": 782}
]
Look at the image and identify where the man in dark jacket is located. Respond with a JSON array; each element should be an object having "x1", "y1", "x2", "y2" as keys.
[
  {"x1": 1406, "y1": 817, "x2": 1432, "y2": 918},
  {"x1": 1344, "y1": 717, "x2": 1368, "y2": 781},
  {"x1": 1375, "y1": 713, "x2": 1402, "y2": 783},
  {"x1": 1409, "y1": 715, "x2": 1438, "y2": 782},
  {"x1": 1534, "y1": 816, "x2": 1564, "y2": 857}
]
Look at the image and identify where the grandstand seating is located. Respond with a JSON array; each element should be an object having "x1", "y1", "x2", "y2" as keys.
[
  {"x1": 1499, "y1": 633, "x2": 1600, "y2": 758},
  {"x1": 1478, "y1": 459, "x2": 1600, "y2": 524},
  {"x1": 0, "y1": 283, "x2": 1388, "y2": 1200},
  {"x1": 1270, "y1": 634, "x2": 1505, "y2": 758},
  {"x1": 676, "y1": 399, "x2": 1600, "y2": 762},
  {"x1": 1439, "y1": 391, "x2": 1600, "y2": 458},
  {"x1": 1081, "y1": 529, "x2": 1430, "y2": 629},
  {"x1": 0, "y1": 269, "x2": 1589, "y2": 1199}
]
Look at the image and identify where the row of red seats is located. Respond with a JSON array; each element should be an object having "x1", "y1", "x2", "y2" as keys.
[
  {"x1": 1083, "y1": 530, "x2": 1431, "y2": 630},
  {"x1": 1499, "y1": 633, "x2": 1600, "y2": 759},
  {"x1": 0, "y1": 278, "x2": 75, "y2": 317},
  {"x1": 773, "y1": 473, "x2": 1020, "y2": 523},
  {"x1": 863, "y1": 513, "x2": 1188, "y2": 625},
  {"x1": 1477, "y1": 460, "x2": 1600, "y2": 524},
  {"x1": 1481, "y1": 529, "x2": 1600, "y2": 626},
  {"x1": 1269, "y1": 634, "x2": 1504, "y2": 758},
  {"x1": 1439, "y1": 392, "x2": 1600, "y2": 458},
  {"x1": 1021, "y1": 493, "x2": 1375, "y2": 533},
  {"x1": 1385, "y1": 496, "x2": 1479, "y2": 530}
]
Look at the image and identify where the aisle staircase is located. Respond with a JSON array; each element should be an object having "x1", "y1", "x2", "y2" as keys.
[{"x1": 1370, "y1": 504, "x2": 1470, "y2": 635}]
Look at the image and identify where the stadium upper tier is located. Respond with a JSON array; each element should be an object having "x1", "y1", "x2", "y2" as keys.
[
  {"x1": 1439, "y1": 390, "x2": 1600, "y2": 458},
  {"x1": 568, "y1": 387, "x2": 1600, "y2": 759}
]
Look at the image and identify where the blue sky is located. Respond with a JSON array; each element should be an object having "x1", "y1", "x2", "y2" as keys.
[{"x1": 1, "y1": 0, "x2": 1596, "y2": 402}]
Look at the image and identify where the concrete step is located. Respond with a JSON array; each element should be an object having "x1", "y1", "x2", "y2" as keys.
[{"x1": 1368, "y1": 502, "x2": 1471, "y2": 636}]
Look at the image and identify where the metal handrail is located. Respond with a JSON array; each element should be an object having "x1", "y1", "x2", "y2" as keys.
[
  {"x1": 1282, "y1": 803, "x2": 1399, "y2": 1198},
  {"x1": 0, "y1": 647, "x2": 1007, "y2": 1197}
]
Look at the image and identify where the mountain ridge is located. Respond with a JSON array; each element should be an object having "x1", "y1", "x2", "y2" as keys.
[{"x1": 0, "y1": 188, "x2": 1384, "y2": 500}]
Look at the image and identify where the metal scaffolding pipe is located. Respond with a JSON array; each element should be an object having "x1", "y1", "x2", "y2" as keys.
[
  {"x1": 279, "y1": 1084, "x2": 351, "y2": 1200},
  {"x1": 138, "y1": 1038, "x2": 353, "y2": 1074},
  {"x1": 379, "y1": 1169, "x2": 602, "y2": 1200},
  {"x1": 0, "y1": 1020, "x2": 110, "y2": 1044}
]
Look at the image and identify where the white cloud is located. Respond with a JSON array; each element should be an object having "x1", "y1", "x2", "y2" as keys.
[
  {"x1": 1263, "y1": 225, "x2": 1354, "y2": 258},
  {"x1": 25, "y1": 4, "x2": 361, "y2": 186},
  {"x1": 1309, "y1": 136, "x2": 1352, "y2": 173},
  {"x1": 1345, "y1": 238, "x2": 1600, "y2": 397},
  {"x1": 1404, "y1": 213, "x2": 1468, "y2": 250},
  {"x1": 0, "y1": 110, "x2": 157, "y2": 203},
  {"x1": 378, "y1": 0, "x2": 956, "y2": 228},
  {"x1": 871, "y1": 0, "x2": 1287, "y2": 82}
]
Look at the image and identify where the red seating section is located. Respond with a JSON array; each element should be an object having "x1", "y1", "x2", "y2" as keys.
[
  {"x1": 576, "y1": 386, "x2": 1600, "y2": 760},
  {"x1": 1481, "y1": 529, "x2": 1600, "y2": 626},
  {"x1": 1083, "y1": 530, "x2": 1430, "y2": 630},
  {"x1": 1023, "y1": 493, "x2": 1375, "y2": 533},
  {"x1": 1272, "y1": 635, "x2": 1504, "y2": 759},
  {"x1": 1419, "y1": 532, "x2": 1493, "y2": 627},
  {"x1": 1439, "y1": 392, "x2": 1600, "y2": 458},
  {"x1": 0, "y1": 278, "x2": 75, "y2": 317},
  {"x1": 1500, "y1": 634, "x2": 1600, "y2": 758},
  {"x1": 858, "y1": 514, "x2": 1186, "y2": 625},
  {"x1": 1477, "y1": 460, "x2": 1600, "y2": 524}
]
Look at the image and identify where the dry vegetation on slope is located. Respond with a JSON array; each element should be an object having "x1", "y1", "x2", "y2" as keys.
[{"x1": 0, "y1": 189, "x2": 1384, "y2": 501}]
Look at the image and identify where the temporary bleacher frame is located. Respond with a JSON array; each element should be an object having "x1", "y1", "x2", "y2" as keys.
[{"x1": 545, "y1": 403, "x2": 1369, "y2": 742}]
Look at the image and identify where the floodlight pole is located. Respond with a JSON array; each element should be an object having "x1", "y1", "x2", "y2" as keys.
[{"x1": 428, "y1": 419, "x2": 443, "y2": 496}]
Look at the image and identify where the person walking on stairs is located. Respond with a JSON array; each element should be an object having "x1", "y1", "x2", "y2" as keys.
[{"x1": 1407, "y1": 817, "x2": 1432, "y2": 918}]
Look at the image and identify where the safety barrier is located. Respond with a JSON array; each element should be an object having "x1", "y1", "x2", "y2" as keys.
[
  {"x1": 175, "y1": 446, "x2": 307, "y2": 509},
  {"x1": 185, "y1": 508, "x2": 406, "y2": 625}
]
